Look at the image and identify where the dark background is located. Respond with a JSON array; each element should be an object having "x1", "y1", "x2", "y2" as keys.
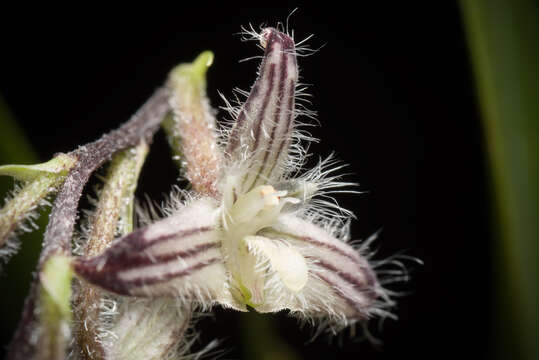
[{"x1": 0, "y1": 2, "x2": 491, "y2": 359}]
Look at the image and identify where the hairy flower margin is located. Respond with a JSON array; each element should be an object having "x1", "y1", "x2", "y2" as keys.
[
  {"x1": 76, "y1": 27, "x2": 398, "y2": 330},
  {"x1": 1, "y1": 25, "x2": 412, "y2": 360}
]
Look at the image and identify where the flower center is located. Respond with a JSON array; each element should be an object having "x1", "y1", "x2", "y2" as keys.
[{"x1": 221, "y1": 185, "x2": 298, "y2": 307}]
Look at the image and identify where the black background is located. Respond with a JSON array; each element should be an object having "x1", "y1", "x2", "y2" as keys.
[{"x1": 0, "y1": 2, "x2": 491, "y2": 359}]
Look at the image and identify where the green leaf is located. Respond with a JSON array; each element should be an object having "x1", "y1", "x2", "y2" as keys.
[{"x1": 460, "y1": 1, "x2": 539, "y2": 359}]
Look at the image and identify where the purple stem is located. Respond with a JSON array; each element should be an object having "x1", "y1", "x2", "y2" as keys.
[{"x1": 6, "y1": 87, "x2": 170, "y2": 360}]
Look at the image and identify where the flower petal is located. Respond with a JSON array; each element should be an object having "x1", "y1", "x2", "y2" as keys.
[
  {"x1": 244, "y1": 235, "x2": 308, "y2": 293},
  {"x1": 104, "y1": 299, "x2": 192, "y2": 360},
  {"x1": 226, "y1": 28, "x2": 298, "y2": 192},
  {"x1": 263, "y1": 215, "x2": 390, "y2": 323},
  {"x1": 74, "y1": 198, "x2": 231, "y2": 306}
]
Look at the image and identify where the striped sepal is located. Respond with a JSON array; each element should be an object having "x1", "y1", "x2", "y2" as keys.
[
  {"x1": 270, "y1": 215, "x2": 383, "y2": 320},
  {"x1": 74, "y1": 199, "x2": 227, "y2": 301},
  {"x1": 226, "y1": 28, "x2": 298, "y2": 192}
]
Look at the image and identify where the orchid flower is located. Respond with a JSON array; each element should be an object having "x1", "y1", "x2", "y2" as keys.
[{"x1": 73, "y1": 27, "x2": 393, "y2": 333}]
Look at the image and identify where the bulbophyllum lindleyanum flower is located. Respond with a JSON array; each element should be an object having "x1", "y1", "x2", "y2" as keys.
[{"x1": 74, "y1": 27, "x2": 393, "y2": 331}]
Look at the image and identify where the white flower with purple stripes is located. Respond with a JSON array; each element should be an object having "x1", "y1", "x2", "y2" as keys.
[{"x1": 74, "y1": 27, "x2": 394, "y2": 330}]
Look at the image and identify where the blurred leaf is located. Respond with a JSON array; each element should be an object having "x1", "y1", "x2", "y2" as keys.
[
  {"x1": 0, "y1": 95, "x2": 36, "y2": 165},
  {"x1": 241, "y1": 312, "x2": 300, "y2": 360},
  {"x1": 0, "y1": 95, "x2": 44, "y2": 349},
  {"x1": 460, "y1": 1, "x2": 539, "y2": 359}
]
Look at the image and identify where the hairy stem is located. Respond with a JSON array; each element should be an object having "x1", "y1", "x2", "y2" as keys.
[
  {"x1": 6, "y1": 88, "x2": 170, "y2": 360},
  {"x1": 41, "y1": 88, "x2": 169, "y2": 263},
  {"x1": 74, "y1": 142, "x2": 149, "y2": 360}
]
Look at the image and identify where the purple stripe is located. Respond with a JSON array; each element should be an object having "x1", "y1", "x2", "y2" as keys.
[
  {"x1": 308, "y1": 256, "x2": 376, "y2": 294},
  {"x1": 227, "y1": 75, "x2": 262, "y2": 154},
  {"x1": 75, "y1": 255, "x2": 222, "y2": 296},
  {"x1": 120, "y1": 242, "x2": 221, "y2": 270},
  {"x1": 251, "y1": 50, "x2": 289, "y2": 187},
  {"x1": 252, "y1": 63, "x2": 276, "y2": 152},
  {"x1": 104, "y1": 226, "x2": 212, "y2": 257},
  {"x1": 259, "y1": 50, "x2": 289, "y2": 178},
  {"x1": 226, "y1": 29, "x2": 297, "y2": 157},
  {"x1": 265, "y1": 77, "x2": 295, "y2": 179},
  {"x1": 122, "y1": 257, "x2": 222, "y2": 290},
  {"x1": 299, "y1": 236, "x2": 362, "y2": 267},
  {"x1": 313, "y1": 271, "x2": 367, "y2": 319},
  {"x1": 230, "y1": 56, "x2": 275, "y2": 156},
  {"x1": 140, "y1": 226, "x2": 213, "y2": 250},
  {"x1": 77, "y1": 238, "x2": 220, "y2": 275},
  {"x1": 239, "y1": 59, "x2": 277, "y2": 190}
]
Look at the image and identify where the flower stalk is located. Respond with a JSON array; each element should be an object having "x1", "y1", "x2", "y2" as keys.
[
  {"x1": 7, "y1": 88, "x2": 170, "y2": 360},
  {"x1": 74, "y1": 142, "x2": 149, "y2": 360}
]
